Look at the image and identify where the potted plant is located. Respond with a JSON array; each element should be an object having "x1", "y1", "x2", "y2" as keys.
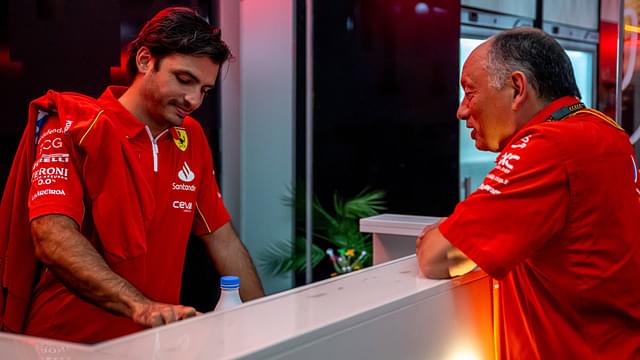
[{"x1": 259, "y1": 188, "x2": 385, "y2": 278}]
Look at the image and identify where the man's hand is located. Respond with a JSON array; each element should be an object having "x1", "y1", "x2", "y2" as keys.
[
  {"x1": 415, "y1": 217, "x2": 473, "y2": 279},
  {"x1": 416, "y1": 221, "x2": 441, "y2": 251},
  {"x1": 416, "y1": 219, "x2": 476, "y2": 278},
  {"x1": 131, "y1": 301, "x2": 198, "y2": 327},
  {"x1": 416, "y1": 219, "x2": 451, "y2": 278}
]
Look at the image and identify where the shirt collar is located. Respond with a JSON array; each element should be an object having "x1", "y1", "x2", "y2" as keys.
[
  {"x1": 98, "y1": 86, "x2": 188, "y2": 142},
  {"x1": 98, "y1": 86, "x2": 147, "y2": 139},
  {"x1": 502, "y1": 95, "x2": 582, "y2": 147}
]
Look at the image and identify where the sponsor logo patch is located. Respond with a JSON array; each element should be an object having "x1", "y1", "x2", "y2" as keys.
[
  {"x1": 32, "y1": 166, "x2": 68, "y2": 185},
  {"x1": 478, "y1": 183, "x2": 501, "y2": 195},
  {"x1": 172, "y1": 200, "x2": 193, "y2": 212},
  {"x1": 33, "y1": 153, "x2": 70, "y2": 169},
  {"x1": 31, "y1": 188, "x2": 67, "y2": 201},
  {"x1": 172, "y1": 182, "x2": 196, "y2": 192},
  {"x1": 497, "y1": 152, "x2": 521, "y2": 173},
  {"x1": 64, "y1": 120, "x2": 73, "y2": 133},
  {"x1": 40, "y1": 137, "x2": 63, "y2": 150},
  {"x1": 40, "y1": 127, "x2": 64, "y2": 140},
  {"x1": 511, "y1": 135, "x2": 531, "y2": 149},
  {"x1": 178, "y1": 161, "x2": 195, "y2": 182},
  {"x1": 486, "y1": 173, "x2": 509, "y2": 185}
]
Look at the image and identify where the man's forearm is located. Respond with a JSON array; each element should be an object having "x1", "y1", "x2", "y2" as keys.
[
  {"x1": 32, "y1": 215, "x2": 198, "y2": 327},
  {"x1": 31, "y1": 215, "x2": 150, "y2": 318},
  {"x1": 218, "y1": 245, "x2": 264, "y2": 301},
  {"x1": 203, "y1": 223, "x2": 265, "y2": 301},
  {"x1": 416, "y1": 222, "x2": 475, "y2": 279}
]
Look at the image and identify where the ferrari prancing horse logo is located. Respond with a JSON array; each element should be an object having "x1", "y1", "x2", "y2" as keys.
[{"x1": 172, "y1": 128, "x2": 188, "y2": 152}]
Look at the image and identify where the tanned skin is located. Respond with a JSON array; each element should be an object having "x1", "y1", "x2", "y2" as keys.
[{"x1": 31, "y1": 215, "x2": 264, "y2": 327}]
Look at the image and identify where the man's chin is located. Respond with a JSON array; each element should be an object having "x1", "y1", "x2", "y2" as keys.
[
  {"x1": 168, "y1": 115, "x2": 185, "y2": 127},
  {"x1": 475, "y1": 142, "x2": 501, "y2": 153},
  {"x1": 474, "y1": 140, "x2": 492, "y2": 152}
]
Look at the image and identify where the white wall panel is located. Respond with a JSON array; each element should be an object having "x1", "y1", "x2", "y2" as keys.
[{"x1": 220, "y1": 0, "x2": 295, "y2": 294}]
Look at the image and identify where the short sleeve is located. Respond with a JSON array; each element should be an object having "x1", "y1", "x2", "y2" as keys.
[
  {"x1": 28, "y1": 112, "x2": 85, "y2": 226},
  {"x1": 440, "y1": 129, "x2": 569, "y2": 279},
  {"x1": 192, "y1": 138, "x2": 230, "y2": 236}
]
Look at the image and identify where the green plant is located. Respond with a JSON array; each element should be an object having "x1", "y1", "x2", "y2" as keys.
[{"x1": 259, "y1": 188, "x2": 386, "y2": 277}]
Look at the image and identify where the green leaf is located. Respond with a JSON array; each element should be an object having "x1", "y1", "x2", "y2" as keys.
[
  {"x1": 344, "y1": 190, "x2": 386, "y2": 218},
  {"x1": 258, "y1": 236, "x2": 325, "y2": 276},
  {"x1": 261, "y1": 185, "x2": 386, "y2": 276}
]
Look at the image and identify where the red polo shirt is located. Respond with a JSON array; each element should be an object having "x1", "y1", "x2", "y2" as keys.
[
  {"x1": 25, "y1": 87, "x2": 230, "y2": 343},
  {"x1": 441, "y1": 96, "x2": 640, "y2": 359}
]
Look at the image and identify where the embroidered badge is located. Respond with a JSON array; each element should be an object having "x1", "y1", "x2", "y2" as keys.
[{"x1": 172, "y1": 128, "x2": 188, "y2": 151}]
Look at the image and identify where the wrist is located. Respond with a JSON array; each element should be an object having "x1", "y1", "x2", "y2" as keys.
[{"x1": 118, "y1": 284, "x2": 151, "y2": 318}]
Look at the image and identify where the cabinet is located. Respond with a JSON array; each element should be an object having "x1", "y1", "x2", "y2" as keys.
[
  {"x1": 461, "y1": 0, "x2": 536, "y2": 18},
  {"x1": 543, "y1": 0, "x2": 599, "y2": 29}
]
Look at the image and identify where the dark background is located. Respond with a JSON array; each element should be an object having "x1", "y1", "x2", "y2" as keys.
[
  {"x1": 297, "y1": 0, "x2": 460, "y2": 282},
  {"x1": 310, "y1": 0, "x2": 460, "y2": 216}
]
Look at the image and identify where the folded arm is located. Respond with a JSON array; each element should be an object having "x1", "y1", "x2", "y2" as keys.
[
  {"x1": 200, "y1": 222, "x2": 265, "y2": 301},
  {"x1": 31, "y1": 214, "x2": 197, "y2": 327},
  {"x1": 415, "y1": 221, "x2": 477, "y2": 279}
]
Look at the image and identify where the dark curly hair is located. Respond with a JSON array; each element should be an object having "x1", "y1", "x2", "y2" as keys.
[{"x1": 126, "y1": 7, "x2": 232, "y2": 78}]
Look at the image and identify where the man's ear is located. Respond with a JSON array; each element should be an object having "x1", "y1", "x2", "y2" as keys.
[
  {"x1": 136, "y1": 47, "x2": 153, "y2": 74},
  {"x1": 510, "y1": 71, "x2": 529, "y2": 111}
]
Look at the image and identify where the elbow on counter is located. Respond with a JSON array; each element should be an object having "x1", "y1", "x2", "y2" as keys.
[{"x1": 416, "y1": 248, "x2": 452, "y2": 280}]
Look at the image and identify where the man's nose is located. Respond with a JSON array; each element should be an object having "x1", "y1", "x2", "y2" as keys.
[
  {"x1": 456, "y1": 102, "x2": 469, "y2": 121},
  {"x1": 184, "y1": 91, "x2": 203, "y2": 110}
]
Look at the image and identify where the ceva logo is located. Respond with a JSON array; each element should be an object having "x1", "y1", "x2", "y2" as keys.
[
  {"x1": 178, "y1": 161, "x2": 195, "y2": 182},
  {"x1": 172, "y1": 201, "x2": 193, "y2": 210}
]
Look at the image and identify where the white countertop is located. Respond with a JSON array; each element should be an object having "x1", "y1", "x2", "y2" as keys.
[{"x1": 0, "y1": 256, "x2": 486, "y2": 360}]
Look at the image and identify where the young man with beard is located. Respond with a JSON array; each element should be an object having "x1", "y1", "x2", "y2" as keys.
[{"x1": 0, "y1": 7, "x2": 264, "y2": 343}]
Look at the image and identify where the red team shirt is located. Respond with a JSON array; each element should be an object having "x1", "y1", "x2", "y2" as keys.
[
  {"x1": 441, "y1": 96, "x2": 640, "y2": 359},
  {"x1": 24, "y1": 87, "x2": 230, "y2": 342}
]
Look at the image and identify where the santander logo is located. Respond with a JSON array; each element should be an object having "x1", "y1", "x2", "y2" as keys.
[{"x1": 178, "y1": 161, "x2": 195, "y2": 182}]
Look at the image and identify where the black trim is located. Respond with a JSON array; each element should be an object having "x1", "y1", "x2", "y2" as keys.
[
  {"x1": 534, "y1": 0, "x2": 543, "y2": 29},
  {"x1": 547, "y1": 102, "x2": 586, "y2": 121}
]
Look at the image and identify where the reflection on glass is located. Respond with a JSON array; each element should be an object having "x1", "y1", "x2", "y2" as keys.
[{"x1": 566, "y1": 50, "x2": 594, "y2": 107}]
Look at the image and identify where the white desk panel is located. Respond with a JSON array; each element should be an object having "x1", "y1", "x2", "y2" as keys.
[
  {"x1": 361, "y1": 213, "x2": 441, "y2": 264},
  {"x1": 360, "y1": 213, "x2": 440, "y2": 236},
  {"x1": 0, "y1": 256, "x2": 493, "y2": 359},
  {"x1": 0, "y1": 332, "x2": 99, "y2": 359}
]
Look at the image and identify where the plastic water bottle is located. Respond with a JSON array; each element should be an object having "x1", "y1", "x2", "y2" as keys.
[{"x1": 214, "y1": 276, "x2": 243, "y2": 312}]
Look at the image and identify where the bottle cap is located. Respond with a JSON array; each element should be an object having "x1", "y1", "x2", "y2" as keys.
[{"x1": 220, "y1": 275, "x2": 240, "y2": 289}]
